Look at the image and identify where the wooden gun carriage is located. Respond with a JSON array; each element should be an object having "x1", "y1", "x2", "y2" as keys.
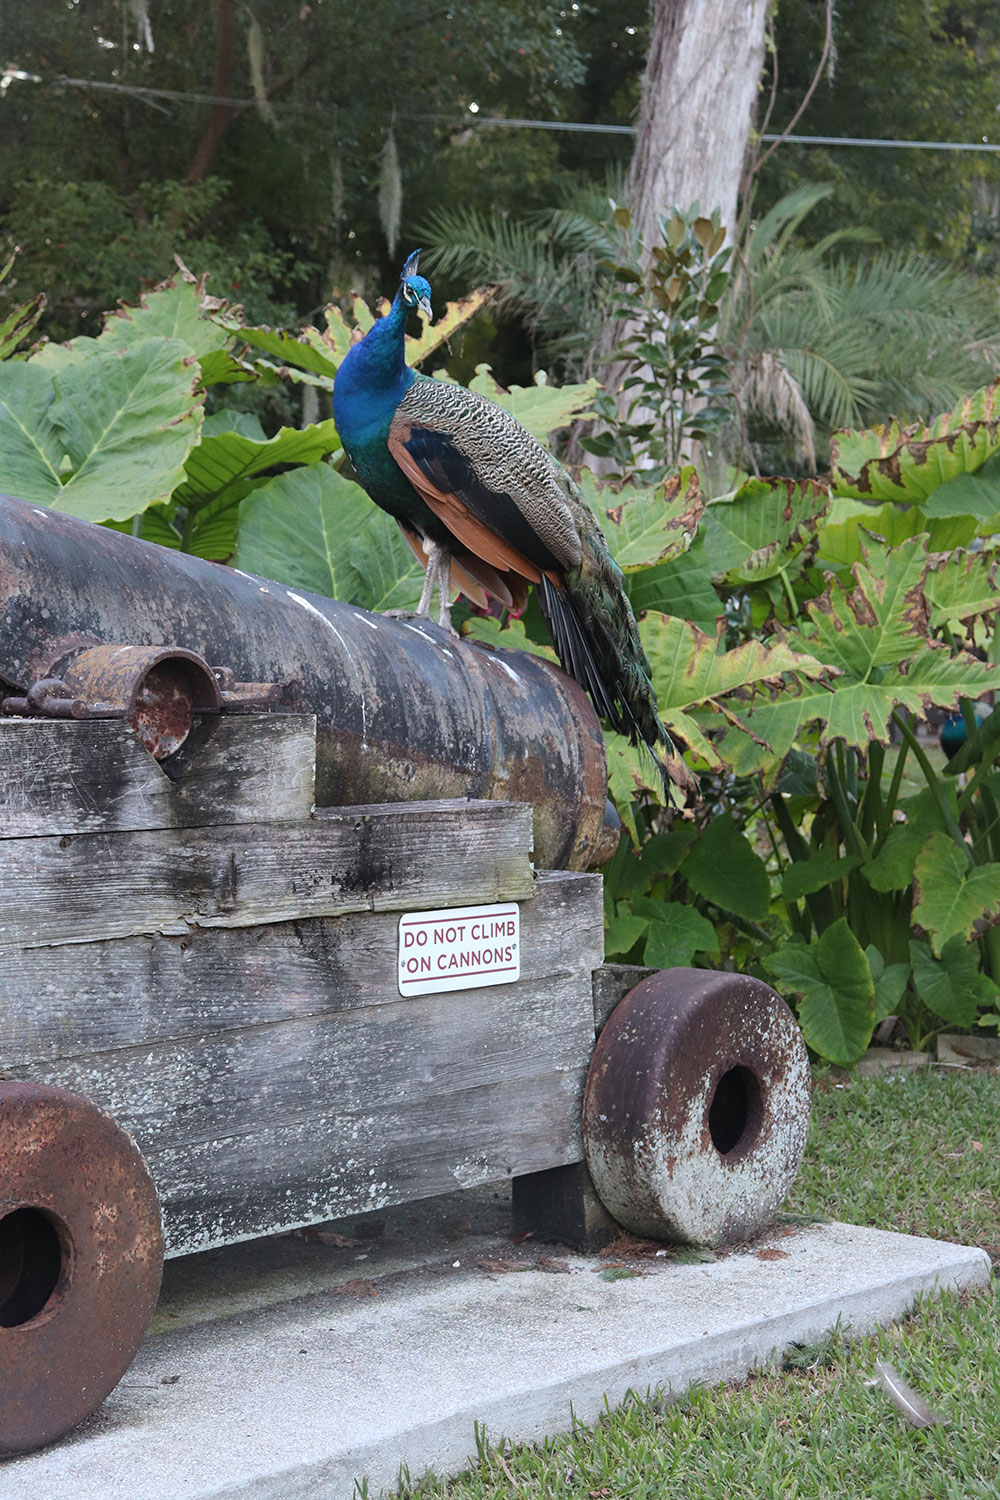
[{"x1": 0, "y1": 495, "x2": 810, "y2": 1454}]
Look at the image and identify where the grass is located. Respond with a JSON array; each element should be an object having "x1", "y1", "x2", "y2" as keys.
[
  {"x1": 788, "y1": 1069, "x2": 1000, "y2": 1256},
  {"x1": 379, "y1": 1068, "x2": 1000, "y2": 1500}
]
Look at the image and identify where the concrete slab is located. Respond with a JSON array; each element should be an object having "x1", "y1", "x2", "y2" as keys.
[{"x1": 2, "y1": 1193, "x2": 989, "y2": 1500}]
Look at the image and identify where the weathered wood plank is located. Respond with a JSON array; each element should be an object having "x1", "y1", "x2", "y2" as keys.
[
  {"x1": 0, "y1": 715, "x2": 316, "y2": 837},
  {"x1": 155, "y1": 1066, "x2": 588, "y2": 1255},
  {"x1": 13, "y1": 969, "x2": 594, "y2": 1158},
  {"x1": 0, "y1": 800, "x2": 535, "y2": 950},
  {"x1": 0, "y1": 870, "x2": 603, "y2": 1066},
  {"x1": 2, "y1": 868, "x2": 601, "y2": 1256}
]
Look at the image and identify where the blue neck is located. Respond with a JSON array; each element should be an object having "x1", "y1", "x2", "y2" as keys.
[{"x1": 334, "y1": 291, "x2": 415, "y2": 444}]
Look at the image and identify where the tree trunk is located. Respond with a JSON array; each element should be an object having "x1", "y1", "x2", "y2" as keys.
[
  {"x1": 627, "y1": 0, "x2": 771, "y2": 245},
  {"x1": 587, "y1": 0, "x2": 770, "y2": 469},
  {"x1": 186, "y1": 0, "x2": 238, "y2": 186}
]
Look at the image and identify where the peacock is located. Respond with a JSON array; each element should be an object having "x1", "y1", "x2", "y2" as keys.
[{"x1": 332, "y1": 249, "x2": 682, "y2": 792}]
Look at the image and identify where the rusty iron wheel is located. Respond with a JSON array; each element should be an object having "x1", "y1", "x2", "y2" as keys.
[
  {"x1": 0, "y1": 1081, "x2": 164, "y2": 1455},
  {"x1": 583, "y1": 968, "x2": 812, "y2": 1247}
]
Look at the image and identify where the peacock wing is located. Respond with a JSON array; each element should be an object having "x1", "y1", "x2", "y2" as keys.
[{"x1": 388, "y1": 379, "x2": 585, "y2": 582}]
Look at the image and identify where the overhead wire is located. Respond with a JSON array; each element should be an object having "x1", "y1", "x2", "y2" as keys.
[{"x1": 4, "y1": 68, "x2": 1000, "y2": 153}]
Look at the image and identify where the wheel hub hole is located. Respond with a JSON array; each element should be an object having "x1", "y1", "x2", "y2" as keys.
[
  {"x1": 0, "y1": 1207, "x2": 66, "y2": 1327},
  {"x1": 709, "y1": 1066, "x2": 763, "y2": 1158}
]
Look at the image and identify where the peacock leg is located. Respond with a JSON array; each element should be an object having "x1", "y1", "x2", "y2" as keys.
[
  {"x1": 415, "y1": 541, "x2": 440, "y2": 617},
  {"x1": 436, "y1": 554, "x2": 457, "y2": 633}
]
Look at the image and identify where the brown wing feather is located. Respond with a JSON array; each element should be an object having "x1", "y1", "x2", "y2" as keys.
[{"x1": 389, "y1": 423, "x2": 544, "y2": 584}]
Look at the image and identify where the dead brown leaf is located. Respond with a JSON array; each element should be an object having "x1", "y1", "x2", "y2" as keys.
[
  {"x1": 476, "y1": 1258, "x2": 530, "y2": 1274},
  {"x1": 511, "y1": 1230, "x2": 535, "y2": 1245},
  {"x1": 757, "y1": 1248, "x2": 789, "y2": 1261},
  {"x1": 537, "y1": 1256, "x2": 571, "y2": 1274},
  {"x1": 598, "y1": 1233, "x2": 662, "y2": 1259},
  {"x1": 333, "y1": 1278, "x2": 377, "y2": 1297}
]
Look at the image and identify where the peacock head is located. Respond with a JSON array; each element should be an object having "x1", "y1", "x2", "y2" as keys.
[{"x1": 399, "y1": 249, "x2": 433, "y2": 321}]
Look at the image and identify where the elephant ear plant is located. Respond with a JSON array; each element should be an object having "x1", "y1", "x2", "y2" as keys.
[{"x1": 582, "y1": 382, "x2": 1000, "y2": 1067}]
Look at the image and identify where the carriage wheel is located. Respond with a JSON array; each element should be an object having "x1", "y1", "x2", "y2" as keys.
[
  {"x1": 0, "y1": 1081, "x2": 163, "y2": 1454},
  {"x1": 583, "y1": 969, "x2": 812, "y2": 1247}
]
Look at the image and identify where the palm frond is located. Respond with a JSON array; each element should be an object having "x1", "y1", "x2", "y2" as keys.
[{"x1": 736, "y1": 351, "x2": 817, "y2": 469}]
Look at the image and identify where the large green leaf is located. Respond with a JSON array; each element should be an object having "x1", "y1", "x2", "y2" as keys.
[
  {"x1": 604, "y1": 907, "x2": 650, "y2": 960},
  {"x1": 235, "y1": 462, "x2": 425, "y2": 614},
  {"x1": 347, "y1": 515, "x2": 426, "y2": 613},
  {"x1": 782, "y1": 849, "x2": 861, "y2": 903},
  {"x1": 862, "y1": 787, "x2": 952, "y2": 893},
  {"x1": 921, "y1": 449, "x2": 1000, "y2": 522},
  {"x1": 817, "y1": 497, "x2": 976, "y2": 569},
  {"x1": 98, "y1": 273, "x2": 252, "y2": 391},
  {"x1": 630, "y1": 898, "x2": 719, "y2": 967},
  {"x1": 0, "y1": 251, "x2": 44, "y2": 360},
  {"x1": 638, "y1": 612, "x2": 826, "y2": 769},
  {"x1": 830, "y1": 381, "x2": 1000, "y2": 504},
  {"x1": 233, "y1": 463, "x2": 373, "y2": 603},
  {"x1": 736, "y1": 536, "x2": 1000, "y2": 757},
  {"x1": 865, "y1": 946, "x2": 911, "y2": 1024},
  {"x1": 624, "y1": 548, "x2": 721, "y2": 629},
  {"x1": 765, "y1": 919, "x2": 875, "y2": 1066},
  {"x1": 603, "y1": 730, "x2": 670, "y2": 844},
  {"x1": 702, "y1": 476, "x2": 830, "y2": 584},
  {"x1": 909, "y1": 936, "x2": 998, "y2": 1026},
  {"x1": 579, "y1": 466, "x2": 703, "y2": 571},
  {"x1": 223, "y1": 323, "x2": 339, "y2": 381},
  {"x1": 175, "y1": 419, "x2": 340, "y2": 512},
  {"x1": 923, "y1": 548, "x2": 1000, "y2": 632},
  {"x1": 912, "y1": 832, "x2": 1000, "y2": 955},
  {"x1": 0, "y1": 362, "x2": 65, "y2": 500},
  {"x1": 460, "y1": 615, "x2": 558, "y2": 662},
  {"x1": 0, "y1": 338, "x2": 202, "y2": 521},
  {"x1": 680, "y1": 813, "x2": 770, "y2": 921},
  {"x1": 466, "y1": 364, "x2": 597, "y2": 442},
  {"x1": 101, "y1": 275, "x2": 232, "y2": 361}
]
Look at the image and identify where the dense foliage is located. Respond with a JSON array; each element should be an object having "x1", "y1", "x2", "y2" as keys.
[
  {"x1": 1, "y1": 271, "x2": 999, "y2": 1067},
  {"x1": 0, "y1": 0, "x2": 646, "y2": 342},
  {"x1": 759, "y1": 0, "x2": 1000, "y2": 263}
]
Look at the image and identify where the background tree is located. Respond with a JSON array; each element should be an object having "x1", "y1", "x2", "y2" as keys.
[{"x1": 627, "y1": 0, "x2": 771, "y2": 247}]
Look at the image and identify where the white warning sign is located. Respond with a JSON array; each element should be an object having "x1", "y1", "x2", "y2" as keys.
[{"x1": 397, "y1": 902, "x2": 521, "y2": 996}]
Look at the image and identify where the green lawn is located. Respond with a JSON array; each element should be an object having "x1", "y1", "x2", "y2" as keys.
[{"x1": 384, "y1": 1069, "x2": 1000, "y2": 1500}]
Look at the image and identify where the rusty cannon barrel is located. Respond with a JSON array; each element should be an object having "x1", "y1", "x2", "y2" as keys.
[{"x1": 0, "y1": 494, "x2": 617, "y2": 870}]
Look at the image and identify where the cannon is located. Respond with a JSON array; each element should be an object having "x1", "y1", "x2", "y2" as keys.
[{"x1": 0, "y1": 493, "x2": 811, "y2": 1454}]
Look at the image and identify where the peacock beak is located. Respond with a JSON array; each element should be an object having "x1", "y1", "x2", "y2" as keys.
[{"x1": 418, "y1": 294, "x2": 433, "y2": 321}]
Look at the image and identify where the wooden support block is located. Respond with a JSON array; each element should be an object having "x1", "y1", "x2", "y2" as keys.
[
  {"x1": 510, "y1": 964, "x2": 657, "y2": 1250},
  {"x1": 3, "y1": 870, "x2": 605, "y2": 1255},
  {"x1": 0, "y1": 799, "x2": 534, "y2": 951},
  {"x1": 512, "y1": 1160, "x2": 620, "y2": 1252},
  {"x1": 0, "y1": 869, "x2": 602, "y2": 1067},
  {"x1": 592, "y1": 962, "x2": 656, "y2": 1034},
  {"x1": 0, "y1": 715, "x2": 316, "y2": 837}
]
